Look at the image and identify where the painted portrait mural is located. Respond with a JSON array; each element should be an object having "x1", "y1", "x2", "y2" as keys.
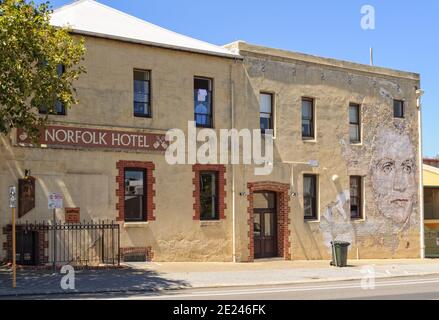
[
  {"x1": 320, "y1": 96, "x2": 419, "y2": 256},
  {"x1": 371, "y1": 127, "x2": 417, "y2": 231}
]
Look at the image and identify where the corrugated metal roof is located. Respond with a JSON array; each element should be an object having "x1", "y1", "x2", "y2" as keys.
[{"x1": 51, "y1": 0, "x2": 241, "y2": 59}]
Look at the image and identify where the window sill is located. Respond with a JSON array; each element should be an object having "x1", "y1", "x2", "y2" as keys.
[
  {"x1": 304, "y1": 218, "x2": 320, "y2": 223},
  {"x1": 40, "y1": 113, "x2": 66, "y2": 116},
  {"x1": 351, "y1": 218, "x2": 366, "y2": 223},
  {"x1": 350, "y1": 142, "x2": 363, "y2": 146},
  {"x1": 134, "y1": 115, "x2": 152, "y2": 119},
  {"x1": 200, "y1": 220, "x2": 222, "y2": 226},
  {"x1": 124, "y1": 222, "x2": 149, "y2": 228},
  {"x1": 302, "y1": 138, "x2": 317, "y2": 143}
]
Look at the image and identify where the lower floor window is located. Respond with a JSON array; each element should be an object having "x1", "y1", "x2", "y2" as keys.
[
  {"x1": 303, "y1": 174, "x2": 318, "y2": 220},
  {"x1": 200, "y1": 171, "x2": 219, "y2": 220},
  {"x1": 124, "y1": 168, "x2": 146, "y2": 221},
  {"x1": 350, "y1": 176, "x2": 363, "y2": 219}
]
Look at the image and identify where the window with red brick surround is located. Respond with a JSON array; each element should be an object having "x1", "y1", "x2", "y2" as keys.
[
  {"x1": 193, "y1": 164, "x2": 226, "y2": 220},
  {"x1": 116, "y1": 161, "x2": 156, "y2": 222},
  {"x1": 247, "y1": 181, "x2": 291, "y2": 262}
]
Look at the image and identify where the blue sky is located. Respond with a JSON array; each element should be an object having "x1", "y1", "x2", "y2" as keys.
[{"x1": 40, "y1": 0, "x2": 438, "y2": 157}]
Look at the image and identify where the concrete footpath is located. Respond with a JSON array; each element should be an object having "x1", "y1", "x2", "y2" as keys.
[{"x1": 1, "y1": 259, "x2": 439, "y2": 297}]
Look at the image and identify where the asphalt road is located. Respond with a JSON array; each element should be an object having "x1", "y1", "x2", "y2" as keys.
[{"x1": 10, "y1": 274, "x2": 439, "y2": 300}]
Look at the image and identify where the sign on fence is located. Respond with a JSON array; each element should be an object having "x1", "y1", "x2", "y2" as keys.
[
  {"x1": 48, "y1": 193, "x2": 63, "y2": 210},
  {"x1": 9, "y1": 186, "x2": 17, "y2": 208}
]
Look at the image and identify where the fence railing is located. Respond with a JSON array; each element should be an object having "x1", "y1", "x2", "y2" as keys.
[{"x1": 13, "y1": 220, "x2": 120, "y2": 267}]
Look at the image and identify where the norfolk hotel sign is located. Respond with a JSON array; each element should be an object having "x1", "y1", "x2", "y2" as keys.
[{"x1": 17, "y1": 125, "x2": 168, "y2": 152}]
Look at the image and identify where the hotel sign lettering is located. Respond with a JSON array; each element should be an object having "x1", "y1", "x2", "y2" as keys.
[{"x1": 17, "y1": 125, "x2": 168, "y2": 152}]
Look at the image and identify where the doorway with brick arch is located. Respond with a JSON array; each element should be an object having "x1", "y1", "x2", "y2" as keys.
[{"x1": 247, "y1": 182, "x2": 291, "y2": 262}]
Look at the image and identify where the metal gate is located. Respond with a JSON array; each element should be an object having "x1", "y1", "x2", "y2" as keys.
[{"x1": 15, "y1": 221, "x2": 120, "y2": 267}]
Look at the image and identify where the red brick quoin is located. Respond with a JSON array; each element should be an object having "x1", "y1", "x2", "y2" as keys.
[
  {"x1": 247, "y1": 182, "x2": 291, "y2": 262},
  {"x1": 116, "y1": 160, "x2": 156, "y2": 222},
  {"x1": 192, "y1": 164, "x2": 227, "y2": 220}
]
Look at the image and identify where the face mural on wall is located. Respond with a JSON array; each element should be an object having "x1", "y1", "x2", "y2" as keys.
[
  {"x1": 320, "y1": 125, "x2": 418, "y2": 253},
  {"x1": 371, "y1": 127, "x2": 417, "y2": 229}
]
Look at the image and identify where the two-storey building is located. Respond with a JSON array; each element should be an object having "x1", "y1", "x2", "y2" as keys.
[{"x1": 0, "y1": 0, "x2": 423, "y2": 264}]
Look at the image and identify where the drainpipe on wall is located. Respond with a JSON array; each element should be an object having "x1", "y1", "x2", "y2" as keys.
[
  {"x1": 230, "y1": 62, "x2": 237, "y2": 263},
  {"x1": 416, "y1": 88, "x2": 425, "y2": 259}
]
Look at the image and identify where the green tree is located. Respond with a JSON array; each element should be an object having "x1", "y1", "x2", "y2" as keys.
[{"x1": 0, "y1": 0, "x2": 85, "y2": 139}]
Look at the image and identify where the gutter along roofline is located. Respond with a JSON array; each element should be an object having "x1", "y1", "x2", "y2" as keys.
[{"x1": 70, "y1": 29, "x2": 243, "y2": 60}]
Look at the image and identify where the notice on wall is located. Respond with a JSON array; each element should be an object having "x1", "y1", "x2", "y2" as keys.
[
  {"x1": 48, "y1": 193, "x2": 63, "y2": 210},
  {"x1": 65, "y1": 207, "x2": 80, "y2": 224},
  {"x1": 17, "y1": 125, "x2": 168, "y2": 152}
]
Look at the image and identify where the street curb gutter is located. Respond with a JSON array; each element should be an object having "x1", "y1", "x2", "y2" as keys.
[{"x1": 1, "y1": 271, "x2": 439, "y2": 298}]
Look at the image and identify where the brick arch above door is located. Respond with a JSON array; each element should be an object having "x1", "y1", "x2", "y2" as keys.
[{"x1": 247, "y1": 182, "x2": 291, "y2": 262}]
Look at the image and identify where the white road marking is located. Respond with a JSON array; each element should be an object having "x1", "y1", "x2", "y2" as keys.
[{"x1": 108, "y1": 277, "x2": 439, "y2": 300}]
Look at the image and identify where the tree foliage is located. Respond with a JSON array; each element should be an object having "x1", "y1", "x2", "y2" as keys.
[{"x1": 0, "y1": 0, "x2": 85, "y2": 139}]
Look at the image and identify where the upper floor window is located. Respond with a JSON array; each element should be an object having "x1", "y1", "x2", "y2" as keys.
[
  {"x1": 260, "y1": 93, "x2": 273, "y2": 134},
  {"x1": 194, "y1": 77, "x2": 213, "y2": 128},
  {"x1": 303, "y1": 174, "x2": 318, "y2": 220},
  {"x1": 349, "y1": 103, "x2": 361, "y2": 143},
  {"x1": 393, "y1": 99, "x2": 404, "y2": 118},
  {"x1": 39, "y1": 64, "x2": 66, "y2": 115},
  {"x1": 350, "y1": 176, "x2": 363, "y2": 220},
  {"x1": 302, "y1": 98, "x2": 315, "y2": 139},
  {"x1": 133, "y1": 69, "x2": 151, "y2": 117},
  {"x1": 124, "y1": 168, "x2": 146, "y2": 222},
  {"x1": 200, "y1": 171, "x2": 218, "y2": 220}
]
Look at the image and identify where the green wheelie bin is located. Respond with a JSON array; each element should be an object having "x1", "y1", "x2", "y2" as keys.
[{"x1": 330, "y1": 241, "x2": 350, "y2": 267}]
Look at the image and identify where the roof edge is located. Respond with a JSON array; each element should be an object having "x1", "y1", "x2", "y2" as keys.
[
  {"x1": 70, "y1": 29, "x2": 242, "y2": 60},
  {"x1": 224, "y1": 41, "x2": 420, "y2": 81},
  {"x1": 424, "y1": 164, "x2": 439, "y2": 175},
  {"x1": 52, "y1": 0, "x2": 241, "y2": 60}
]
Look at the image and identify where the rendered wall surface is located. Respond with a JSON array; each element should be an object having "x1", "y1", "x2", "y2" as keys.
[
  {"x1": 227, "y1": 42, "x2": 421, "y2": 260},
  {"x1": 0, "y1": 37, "x2": 422, "y2": 263}
]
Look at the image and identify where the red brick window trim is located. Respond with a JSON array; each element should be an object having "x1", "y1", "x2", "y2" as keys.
[
  {"x1": 116, "y1": 161, "x2": 156, "y2": 222},
  {"x1": 193, "y1": 164, "x2": 226, "y2": 220}
]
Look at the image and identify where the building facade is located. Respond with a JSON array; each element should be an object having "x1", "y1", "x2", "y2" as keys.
[
  {"x1": 0, "y1": 0, "x2": 422, "y2": 264},
  {"x1": 423, "y1": 162, "x2": 439, "y2": 258}
]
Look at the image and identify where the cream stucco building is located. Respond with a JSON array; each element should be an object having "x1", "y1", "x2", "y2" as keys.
[{"x1": 0, "y1": 0, "x2": 423, "y2": 265}]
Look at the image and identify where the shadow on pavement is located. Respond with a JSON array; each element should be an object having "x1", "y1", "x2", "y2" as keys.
[{"x1": 0, "y1": 265, "x2": 190, "y2": 298}]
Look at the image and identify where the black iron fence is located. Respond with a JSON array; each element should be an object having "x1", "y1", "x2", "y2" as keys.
[{"x1": 13, "y1": 220, "x2": 120, "y2": 267}]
